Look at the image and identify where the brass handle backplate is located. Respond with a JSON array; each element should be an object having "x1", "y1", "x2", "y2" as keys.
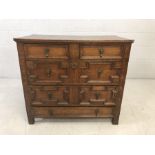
[
  {"x1": 95, "y1": 92, "x2": 100, "y2": 100},
  {"x1": 29, "y1": 75, "x2": 37, "y2": 82},
  {"x1": 98, "y1": 48, "x2": 104, "y2": 57},
  {"x1": 44, "y1": 48, "x2": 50, "y2": 58},
  {"x1": 48, "y1": 110, "x2": 53, "y2": 116},
  {"x1": 70, "y1": 62, "x2": 78, "y2": 69},
  {"x1": 47, "y1": 92, "x2": 53, "y2": 100},
  {"x1": 95, "y1": 109, "x2": 99, "y2": 117},
  {"x1": 97, "y1": 68, "x2": 103, "y2": 77},
  {"x1": 112, "y1": 88, "x2": 119, "y2": 99},
  {"x1": 30, "y1": 89, "x2": 36, "y2": 100},
  {"x1": 46, "y1": 68, "x2": 52, "y2": 77}
]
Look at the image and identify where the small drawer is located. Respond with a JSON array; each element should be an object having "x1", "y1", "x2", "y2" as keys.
[
  {"x1": 80, "y1": 45, "x2": 122, "y2": 59},
  {"x1": 32, "y1": 107, "x2": 113, "y2": 118},
  {"x1": 26, "y1": 60, "x2": 70, "y2": 84},
  {"x1": 29, "y1": 86, "x2": 70, "y2": 106},
  {"x1": 25, "y1": 44, "x2": 69, "y2": 59},
  {"x1": 79, "y1": 61, "x2": 122, "y2": 85},
  {"x1": 79, "y1": 86, "x2": 118, "y2": 106}
]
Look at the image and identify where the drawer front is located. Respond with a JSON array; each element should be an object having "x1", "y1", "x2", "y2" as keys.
[
  {"x1": 26, "y1": 60, "x2": 122, "y2": 85},
  {"x1": 26, "y1": 60, "x2": 70, "y2": 84},
  {"x1": 29, "y1": 86, "x2": 70, "y2": 106},
  {"x1": 79, "y1": 61, "x2": 122, "y2": 85},
  {"x1": 29, "y1": 86, "x2": 118, "y2": 107},
  {"x1": 32, "y1": 107, "x2": 113, "y2": 118},
  {"x1": 80, "y1": 45, "x2": 122, "y2": 59},
  {"x1": 25, "y1": 44, "x2": 69, "y2": 59},
  {"x1": 79, "y1": 86, "x2": 118, "y2": 106}
]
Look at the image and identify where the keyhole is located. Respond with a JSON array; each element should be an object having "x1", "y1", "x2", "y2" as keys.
[
  {"x1": 44, "y1": 48, "x2": 50, "y2": 58},
  {"x1": 48, "y1": 92, "x2": 52, "y2": 100},
  {"x1": 97, "y1": 68, "x2": 103, "y2": 78},
  {"x1": 46, "y1": 68, "x2": 52, "y2": 77},
  {"x1": 98, "y1": 48, "x2": 104, "y2": 57},
  {"x1": 95, "y1": 92, "x2": 100, "y2": 100}
]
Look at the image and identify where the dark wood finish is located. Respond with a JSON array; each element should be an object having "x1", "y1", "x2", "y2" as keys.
[
  {"x1": 29, "y1": 85, "x2": 118, "y2": 107},
  {"x1": 25, "y1": 44, "x2": 69, "y2": 59},
  {"x1": 26, "y1": 60, "x2": 70, "y2": 84},
  {"x1": 80, "y1": 45, "x2": 122, "y2": 59},
  {"x1": 14, "y1": 35, "x2": 134, "y2": 124},
  {"x1": 78, "y1": 60, "x2": 122, "y2": 85},
  {"x1": 14, "y1": 35, "x2": 134, "y2": 43},
  {"x1": 32, "y1": 107, "x2": 113, "y2": 118}
]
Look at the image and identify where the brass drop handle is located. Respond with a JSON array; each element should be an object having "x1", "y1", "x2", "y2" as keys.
[
  {"x1": 30, "y1": 89, "x2": 36, "y2": 100},
  {"x1": 47, "y1": 92, "x2": 53, "y2": 100},
  {"x1": 95, "y1": 92, "x2": 100, "y2": 100},
  {"x1": 48, "y1": 110, "x2": 53, "y2": 116},
  {"x1": 112, "y1": 88, "x2": 118, "y2": 98},
  {"x1": 79, "y1": 89, "x2": 85, "y2": 101},
  {"x1": 63, "y1": 88, "x2": 69, "y2": 101},
  {"x1": 29, "y1": 75, "x2": 37, "y2": 82},
  {"x1": 80, "y1": 90, "x2": 85, "y2": 95},
  {"x1": 98, "y1": 48, "x2": 104, "y2": 57},
  {"x1": 97, "y1": 68, "x2": 103, "y2": 77},
  {"x1": 70, "y1": 62, "x2": 78, "y2": 69},
  {"x1": 46, "y1": 68, "x2": 52, "y2": 77},
  {"x1": 95, "y1": 109, "x2": 99, "y2": 117},
  {"x1": 44, "y1": 48, "x2": 50, "y2": 58}
]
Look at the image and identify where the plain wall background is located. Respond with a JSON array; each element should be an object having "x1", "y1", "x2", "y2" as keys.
[{"x1": 0, "y1": 19, "x2": 155, "y2": 79}]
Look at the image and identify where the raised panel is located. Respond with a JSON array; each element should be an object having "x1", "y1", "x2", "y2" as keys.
[
  {"x1": 26, "y1": 60, "x2": 70, "y2": 84},
  {"x1": 79, "y1": 61, "x2": 122, "y2": 84},
  {"x1": 25, "y1": 44, "x2": 69, "y2": 59},
  {"x1": 80, "y1": 45, "x2": 122, "y2": 60},
  {"x1": 29, "y1": 86, "x2": 70, "y2": 106},
  {"x1": 78, "y1": 86, "x2": 119, "y2": 106}
]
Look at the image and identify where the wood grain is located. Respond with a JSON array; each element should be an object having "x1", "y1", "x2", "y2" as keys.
[{"x1": 14, "y1": 35, "x2": 134, "y2": 125}]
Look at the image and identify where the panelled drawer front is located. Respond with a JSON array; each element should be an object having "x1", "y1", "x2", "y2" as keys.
[
  {"x1": 29, "y1": 86, "x2": 70, "y2": 106},
  {"x1": 80, "y1": 45, "x2": 122, "y2": 60},
  {"x1": 26, "y1": 60, "x2": 70, "y2": 84},
  {"x1": 79, "y1": 61, "x2": 122, "y2": 85},
  {"x1": 25, "y1": 44, "x2": 69, "y2": 59},
  {"x1": 32, "y1": 107, "x2": 113, "y2": 118},
  {"x1": 29, "y1": 86, "x2": 118, "y2": 107},
  {"x1": 26, "y1": 60, "x2": 122, "y2": 85},
  {"x1": 79, "y1": 86, "x2": 118, "y2": 106}
]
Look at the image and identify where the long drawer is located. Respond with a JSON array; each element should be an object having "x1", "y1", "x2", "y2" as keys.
[
  {"x1": 29, "y1": 86, "x2": 119, "y2": 107},
  {"x1": 24, "y1": 44, "x2": 122, "y2": 60},
  {"x1": 26, "y1": 60, "x2": 122, "y2": 85},
  {"x1": 32, "y1": 107, "x2": 114, "y2": 118}
]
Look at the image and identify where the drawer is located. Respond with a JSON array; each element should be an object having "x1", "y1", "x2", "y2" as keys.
[
  {"x1": 80, "y1": 45, "x2": 122, "y2": 59},
  {"x1": 29, "y1": 86, "x2": 118, "y2": 107},
  {"x1": 79, "y1": 86, "x2": 118, "y2": 106},
  {"x1": 29, "y1": 86, "x2": 71, "y2": 106},
  {"x1": 79, "y1": 61, "x2": 122, "y2": 85},
  {"x1": 26, "y1": 60, "x2": 122, "y2": 85},
  {"x1": 32, "y1": 107, "x2": 113, "y2": 118},
  {"x1": 25, "y1": 44, "x2": 69, "y2": 59},
  {"x1": 26, "y1": 60, "x2": 70, "y2": 84}
]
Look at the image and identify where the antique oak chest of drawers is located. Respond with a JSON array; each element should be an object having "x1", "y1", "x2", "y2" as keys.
[{"x1": 14, "y1": 35, "x2": 134, "y2": 124}]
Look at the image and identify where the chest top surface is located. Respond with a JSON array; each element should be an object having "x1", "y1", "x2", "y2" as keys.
[{"x1": 14, "y1": 35, "x2": 134, "y2": 43}]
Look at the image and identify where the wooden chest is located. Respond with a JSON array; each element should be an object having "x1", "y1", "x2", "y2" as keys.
[{"x1": 14, "y1": 35, "x2": 134, "y2": 124}]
